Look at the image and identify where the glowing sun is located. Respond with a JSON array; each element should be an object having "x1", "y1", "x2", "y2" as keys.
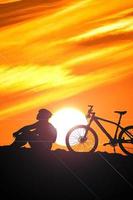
[{"x1": 50, "y1": 108, "x2": 87, "y2": 146}]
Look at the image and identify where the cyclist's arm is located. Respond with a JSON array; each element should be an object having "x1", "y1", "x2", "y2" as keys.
[{"x1": 13, "y1": 123, "x2": 37, "y2": 137}]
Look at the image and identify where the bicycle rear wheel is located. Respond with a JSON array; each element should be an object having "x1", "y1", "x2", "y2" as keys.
[
  {"x1": 66, "y1": 125, "x2": 98, "y2": 152},
  {"x1": 119, "y1": 126, "x2": 133, "y2": 156}
]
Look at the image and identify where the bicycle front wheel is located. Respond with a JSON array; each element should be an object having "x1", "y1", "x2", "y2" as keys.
[
  {"x1": 119, "y1": 126, "x2": 133, "y2": 156},
  {"x1": 66, "y1": 125, "x2": 98, "y2": 152}
]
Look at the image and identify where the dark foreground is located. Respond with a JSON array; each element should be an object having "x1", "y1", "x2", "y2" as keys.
[{"x1": 0, "y1": 147, "x2": 133, "y2": 200}]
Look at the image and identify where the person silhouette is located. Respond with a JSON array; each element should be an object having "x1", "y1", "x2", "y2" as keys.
[{"x1": 11, "y1": 109, "x2": 57, "y2": 151}]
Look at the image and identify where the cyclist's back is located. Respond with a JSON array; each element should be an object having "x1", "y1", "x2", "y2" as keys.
[{"x1": 35, "y1": 120, "x2": 57, "y2": 142}]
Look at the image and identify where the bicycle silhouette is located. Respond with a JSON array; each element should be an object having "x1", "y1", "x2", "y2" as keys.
[{"x1": 66, "y1": 105, "x2": 133, "y2": 155}]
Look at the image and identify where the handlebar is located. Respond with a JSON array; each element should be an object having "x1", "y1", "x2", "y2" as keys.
[
  {"x1": 86, "y1": 105, "x2": 94, "y2": 118},
  {"x1": 88, "y1": 105, "x2": 93, "y2": 108}
]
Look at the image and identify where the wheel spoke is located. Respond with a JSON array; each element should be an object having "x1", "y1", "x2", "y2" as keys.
[
  {"x1": 83, "y1": 142, "x2": 91, "y2": 151},
  {"x1": 66, "y1": 125, "x2": 98, "y2": 153},
  {"x1": 122, "y1": 140, "x2": 133, "y2": 144},
  {"x1": 69, "y1": 135, "x2": 79, "y2": 141},
  {"x1": 119, "y1": 126, "x2": 133, "y2": 155},
  {"x1": 125, "y1": 130, "x2": 133, "y2": 139}
]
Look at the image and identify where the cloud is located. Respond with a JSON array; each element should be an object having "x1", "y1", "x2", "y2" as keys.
[
  {"x1": 0, "y1": 0, "x2": 133, "y2": 120},
  {"x1": 0, "y1": 0, "x2": 67, "y2": 27},
  {"x1": 0, "y1": 57, "x2": 133, "y2": 119},
  {"x1": 0, "y1": 0, "x2": 21, "y2": 4}
]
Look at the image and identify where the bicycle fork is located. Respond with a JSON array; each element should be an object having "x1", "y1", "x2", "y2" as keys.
[{"x1": 85, "y1": 113, "x2": 95, "y2": 136}]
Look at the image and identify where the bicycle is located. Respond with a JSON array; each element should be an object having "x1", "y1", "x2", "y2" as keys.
[{"x1": 66, "y1": 105, "x2": 133, "y2": 155}]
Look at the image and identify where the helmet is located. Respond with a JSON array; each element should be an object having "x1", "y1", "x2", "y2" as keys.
[{"x1": 37, "y1": 109, "x2": 52, "y2": 120}]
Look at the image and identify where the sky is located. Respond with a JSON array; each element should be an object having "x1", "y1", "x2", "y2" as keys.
[{"x1": 0, "y1": 0, "x2": 133, "y2": 152}]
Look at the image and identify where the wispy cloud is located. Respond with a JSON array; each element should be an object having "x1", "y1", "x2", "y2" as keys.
[
  {"x1": 0, "y1": 0, "x2": 133, "y2": 120},
  {"x1": 0, "y1": 0, "x2": 21, "y2": 4}
]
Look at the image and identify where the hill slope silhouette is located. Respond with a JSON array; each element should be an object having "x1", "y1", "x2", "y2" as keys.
[{"x1": 0, "y1": 147, "x2": 133, "y2": 200}]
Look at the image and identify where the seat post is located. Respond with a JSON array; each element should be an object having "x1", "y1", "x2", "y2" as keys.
[
  {"x1": 118, "y1": 113, "x2": 123, "y2": 125},
  {"x1": 114, "y1": 113, "x2": 122, "y2": 138},
  {"x1": 114, "y1": 110, "x2": 127, "y2": 139}
]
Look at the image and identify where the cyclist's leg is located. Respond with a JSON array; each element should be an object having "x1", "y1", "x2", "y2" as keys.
[
  {"x1": 10, "y1": 135, "x2": 27, "y2": 149},
  {"x1": 28, "y1": 133, "x2": 39, "y2": 149},
  {"x1": 43, "y1": 142, "x2": 52, "y2": 151},
  {"x1": 28, "y1": 133, "x2": 53, "y2": 151}
]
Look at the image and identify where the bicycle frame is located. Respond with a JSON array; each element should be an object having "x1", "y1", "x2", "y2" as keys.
[
  {"x1": 66, "y1": 106, "x2": 133, "y2": 155},
  {"x1": 87, "y1": 113, "x2": 124, "y2": 144}
]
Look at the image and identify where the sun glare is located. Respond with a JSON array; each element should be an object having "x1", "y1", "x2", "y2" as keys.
[{"x1": 50, "y1": 107, "x2": 87, "y2": 146}]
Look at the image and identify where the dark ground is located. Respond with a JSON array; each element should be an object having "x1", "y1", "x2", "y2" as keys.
[{"x1": 0, "y1": 147, "x2": 133, "y2": 200}]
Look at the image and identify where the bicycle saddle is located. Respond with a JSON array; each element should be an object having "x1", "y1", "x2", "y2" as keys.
[{"x1": 114, "y1": 111, "x2": 127, "y2": 115}]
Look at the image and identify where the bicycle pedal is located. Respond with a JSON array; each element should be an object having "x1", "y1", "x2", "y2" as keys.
[{"x1": 103, "y1": 142, "x2": 110, "y2": 146}]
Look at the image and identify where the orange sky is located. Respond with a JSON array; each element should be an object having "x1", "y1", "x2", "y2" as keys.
[{"x1": 0, "y1": 0, "x2": 133, "y2": 153}]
